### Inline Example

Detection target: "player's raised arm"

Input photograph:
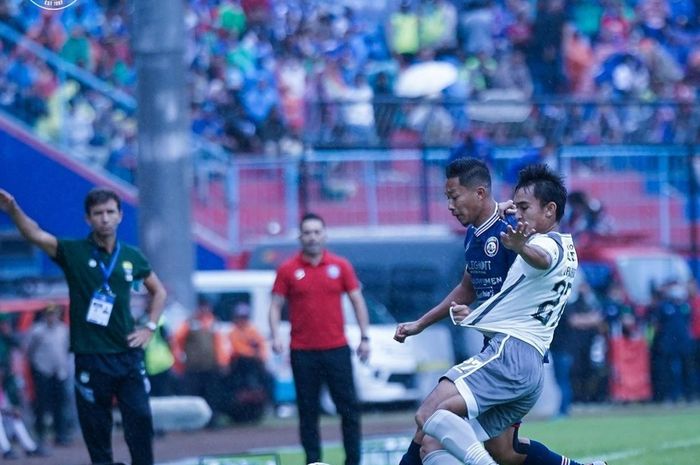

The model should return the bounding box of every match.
[0,189,58,258]
[501,221,552,270]
[394,269,475,343]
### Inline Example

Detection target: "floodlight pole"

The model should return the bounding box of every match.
[132,0,195,311]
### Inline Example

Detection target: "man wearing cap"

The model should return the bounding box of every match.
[227,302,272,422]
[229,302,267,364]
[0,187,166,465]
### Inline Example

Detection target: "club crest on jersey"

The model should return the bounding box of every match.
[294,269,305,280]
[484,236,499,257]
[327,264,340,279]
[122,261,134,282]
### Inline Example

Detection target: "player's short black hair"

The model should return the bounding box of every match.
[84,188,122,214]
[300,212,325,229]
[514,164,567,221]
[445,158,491,190]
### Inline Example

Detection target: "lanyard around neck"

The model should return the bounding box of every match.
[93,241,121,293]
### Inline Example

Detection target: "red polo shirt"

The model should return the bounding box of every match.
[272,251,360,350]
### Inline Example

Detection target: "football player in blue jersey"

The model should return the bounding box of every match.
[394,159,605,465]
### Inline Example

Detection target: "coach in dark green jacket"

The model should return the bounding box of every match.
[0,187,166,465]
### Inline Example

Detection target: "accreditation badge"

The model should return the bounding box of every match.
[86,289,115,326]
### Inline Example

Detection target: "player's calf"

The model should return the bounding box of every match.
[423,450,462,465]
[484,428,524,465]
[423,409,496,465]
[398,439,422,465]
[519,440,606,465]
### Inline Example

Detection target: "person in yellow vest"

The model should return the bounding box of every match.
[144,315,175,397]
[418,0,458,55]
[387,0,420,62]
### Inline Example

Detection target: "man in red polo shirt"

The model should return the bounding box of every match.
[269,212,370,465]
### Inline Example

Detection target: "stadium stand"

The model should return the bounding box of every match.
[0,0,698,253]
[0,0,698,163]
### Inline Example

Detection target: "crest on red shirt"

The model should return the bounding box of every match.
[294,269,305,280]
[327,265,340,279]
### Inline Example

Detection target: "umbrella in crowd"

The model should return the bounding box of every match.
[394,61,458,98]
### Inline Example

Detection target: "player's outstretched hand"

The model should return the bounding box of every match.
[393,321,421,343]
[501,221,532,252]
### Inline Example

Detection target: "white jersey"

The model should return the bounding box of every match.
[459,232,578,355]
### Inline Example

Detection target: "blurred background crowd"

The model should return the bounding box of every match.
[0,0,700,458]
[1,0,699,182]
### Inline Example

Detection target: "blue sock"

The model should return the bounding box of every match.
[399,440,422,465]
[521,440,583,465]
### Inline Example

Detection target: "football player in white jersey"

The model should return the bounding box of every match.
[411,164,594,465]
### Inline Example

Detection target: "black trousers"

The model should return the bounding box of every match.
[290,345,360,465]
[31,367,70,443]
[74,351,153,465]
[182,369,225,414]
[147,369,173,397]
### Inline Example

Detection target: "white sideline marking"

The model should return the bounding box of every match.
[157,435,700,465]
[578,437,700,463]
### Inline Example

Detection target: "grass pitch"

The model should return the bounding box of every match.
[278,403,700,465]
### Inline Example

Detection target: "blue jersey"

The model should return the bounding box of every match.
[464,205,518,306]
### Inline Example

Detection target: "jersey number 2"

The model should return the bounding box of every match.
[531,280,571,326]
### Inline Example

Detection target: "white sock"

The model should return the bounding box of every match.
[424,449,464,465]
[463,442,496,465]
[423,409,496,465]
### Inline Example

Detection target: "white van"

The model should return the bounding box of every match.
[189,270,453,408]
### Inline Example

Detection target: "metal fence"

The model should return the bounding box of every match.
[305,98,700,149]
[189,99,698,258]
[204,142,698,264]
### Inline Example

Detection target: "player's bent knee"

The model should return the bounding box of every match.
[416,396,466,430]
[415,402,435,429]
[417,379,458,424]
[436,395,468,419]
[485,443,522,465]
[423,409,479,450]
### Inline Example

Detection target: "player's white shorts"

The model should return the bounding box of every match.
[443,333,544,439]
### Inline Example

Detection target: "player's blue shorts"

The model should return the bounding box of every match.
[443,333,544,439]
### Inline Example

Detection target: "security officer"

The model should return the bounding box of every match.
[0,187,167,465]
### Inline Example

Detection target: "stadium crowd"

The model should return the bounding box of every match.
[0,0,699,182]
[551,267,700,408]
[0,0,699,445]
